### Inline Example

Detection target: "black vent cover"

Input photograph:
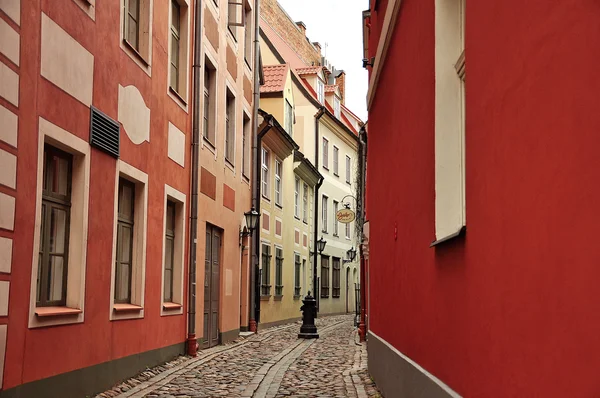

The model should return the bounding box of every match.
[90,106,120,158]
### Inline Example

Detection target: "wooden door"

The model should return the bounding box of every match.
[203,224,221,348]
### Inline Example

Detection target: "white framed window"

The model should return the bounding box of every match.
[345,155,351,184]
[110,160,148,321]
[168,0,190,103]
[262,147,270,199]
[333,146,339,176]
[29,117,91,328]
[120,0,153,73]
[333,200,339,236]
[285,99,293,134]
[302,183,308,223]
[345,221,351,239]
[227,0,244,41]
[275,159,282,206]
[334,96,341,118]
[322,137,329,170]
[203,57,217,146]
[434,0,466,242]
[225,88,235,164]
[244,2,253,67]
[294,176,300,218]
[161,185,186,316]
[322,195,328,233]
[317,78,325,104]
[242,112,251,179]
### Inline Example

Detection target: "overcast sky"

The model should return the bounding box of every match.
[277,0,369,122]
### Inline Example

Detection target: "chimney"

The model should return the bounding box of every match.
[335,71,346,105]
[312,42,322,54]
[296,21,307,35]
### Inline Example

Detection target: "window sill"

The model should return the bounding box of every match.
[430,226,466,247]
[333,234,339,238]
[294,215,301,221]
[169,86,187,105]
[275,203,283,210]
[274,295,283,301]
[332,295,340,299]
[225,159,236,172]
[113,303,144,313]
[346,181,351,185]
[123,39,149,67]
[293,295,302,300]
[334,173,339,177]
[242,173,250,183]
[303,220,308,225]
[162,302,183,310]
[322,230,328,234]
[323,166,329,171]
[262,194,271,202]
[260,295,271,301]
[35,306,82,317]
[320,295,329,299]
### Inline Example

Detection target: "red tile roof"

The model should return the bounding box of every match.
[261,64,289,93]
[325,85,338,93]
[296,66,324,76]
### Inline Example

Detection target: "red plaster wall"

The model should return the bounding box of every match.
[366,1,600,397]
[4,0,192,388]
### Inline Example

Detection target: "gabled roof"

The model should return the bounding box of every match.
[296,66,325,76]
[260,17,307,69]
[261,64,289,94]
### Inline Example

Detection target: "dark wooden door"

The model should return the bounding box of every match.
[203,224,221,348]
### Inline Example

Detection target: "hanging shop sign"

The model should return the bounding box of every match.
[336,208,356,224]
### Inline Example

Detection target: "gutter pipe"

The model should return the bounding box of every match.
[313,107,326,307]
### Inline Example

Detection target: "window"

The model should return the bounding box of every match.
[122,0,152,65]
[37,145,72,307]
[322,195,328,233]
[275,247,283,296]
[434,0,466,241]
[203,58,216,145]
[345,220,351,239]
[317,78,325,104]
[333,146,339,176]
[345,155,351,184]
[261,244,271,296]
[320,255,329,298]
[294,253,301,297]
[242,113,250,178]
[115,178,135,304]
[169,1,180,91]
[162,185,186,315]
[334,96,341,118]
[168,0,189,101]
[228,0,244,41]
[285,99,293,134]
[225,89,235,164]
[275,159,282,206]
[322,137,329,169]
[333,201,339,236]
[262,148,270,199]
[332,257,341,298]
[302,183,308,223]
[163,201,176,303]
[294,177,300,218]
[244,3,252,66]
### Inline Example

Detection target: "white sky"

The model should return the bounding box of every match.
[277,0,369,122]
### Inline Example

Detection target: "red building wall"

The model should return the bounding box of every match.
[3,0,191,390]
[367,1,600,396]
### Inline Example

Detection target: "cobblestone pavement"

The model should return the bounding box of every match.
[98,314,381,398]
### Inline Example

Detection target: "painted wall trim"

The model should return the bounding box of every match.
[368,330,462,398]
[366,0,402,110]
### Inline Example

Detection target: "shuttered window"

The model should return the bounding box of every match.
[261,244,271,296]
[332,257,341,298]
[275,248,283,296]
[115,178,135,303]
[164,201,176,302]
[320,256,330,298]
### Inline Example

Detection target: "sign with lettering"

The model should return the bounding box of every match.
[336,208,356,224]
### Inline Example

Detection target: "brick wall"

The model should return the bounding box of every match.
[261,0,322,67]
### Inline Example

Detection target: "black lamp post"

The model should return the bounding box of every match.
[244,207,260,235]
[299,237,326,339]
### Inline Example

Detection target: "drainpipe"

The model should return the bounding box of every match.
[249,115,274,332]
[357,125,367,342]
[187,0,203,357]
[313,107,326,308]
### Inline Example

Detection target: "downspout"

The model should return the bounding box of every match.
[187,0,203,357]
[358,125,368,342]
[249,116,274,332]
[248,0,264,333]
[313,107,326,309]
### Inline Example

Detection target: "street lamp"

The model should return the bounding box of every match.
[344,247,357,264]
[299,237,327,339]
[243,207,260,236]
[317,237,327,254]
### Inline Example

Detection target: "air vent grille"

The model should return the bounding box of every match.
[90,106,120,158]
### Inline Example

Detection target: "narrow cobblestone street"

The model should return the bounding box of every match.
[98,315,381,398]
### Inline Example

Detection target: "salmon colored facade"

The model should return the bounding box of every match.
[0,0,193,396]
[365,0,600,397]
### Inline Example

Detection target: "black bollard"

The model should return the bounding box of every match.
[298,291,319,339]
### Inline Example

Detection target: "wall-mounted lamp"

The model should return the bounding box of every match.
[343,247,357,264]
[362,57,375,68]
[240,207,260,244]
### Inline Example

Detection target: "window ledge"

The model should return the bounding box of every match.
[163,302,183,310]
[260,295,271,301]
[242,173,250,183]
[294,215,300,221]
[262,194,271,201]
[169,86,187,105]
[225,158,235,170]
[293,295,302,300]
[274,295,283,301]
[430,226,466,247]
[35,306,82,317]
[333,234,339,237]
[123,40,149,66]
[275,203,283,209]
[334,173,339,177]
[113,303,144,312]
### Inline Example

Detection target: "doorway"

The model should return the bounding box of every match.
[203,224,222,348]
[346,267,351,313]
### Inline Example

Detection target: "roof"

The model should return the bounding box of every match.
[260,18,307,69]
[261,64,289,93]
[296,66,324,76]
[325,85,337,93]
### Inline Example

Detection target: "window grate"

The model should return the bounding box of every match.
[90,106,120,158]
